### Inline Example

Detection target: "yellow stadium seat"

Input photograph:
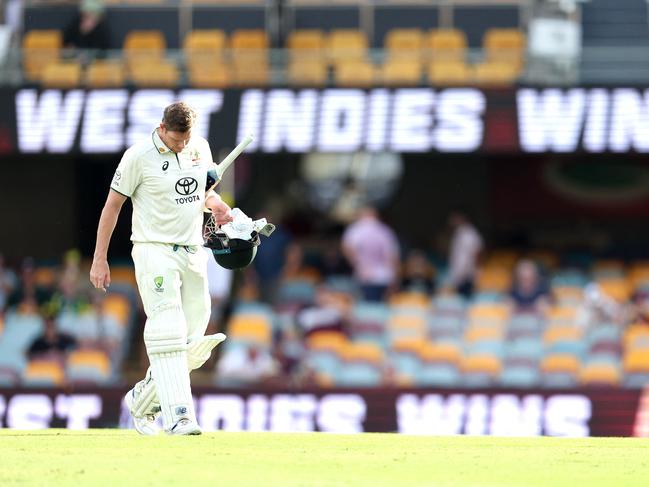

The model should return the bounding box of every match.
[287,59,328,86]
[67,349,111,374]
[307,331,348,353]
[476,267,512,292]
[86,60,125,88]
[579,363,620,386]
[624,324,649,348]
[462,354,501,374]
[473,61,521,86]
[230,29,268,50]
[232,59,269,86]
[334,60,375,87]
[541,354,580,374]
[130,60,180,88]
[385,28,424,60]
[427,29,467,62]
[428,61,471,86]
[389,292,429,309]
[41,61,82,88]
[597,278,632,302]
[123,30,166,72]
[103,294,130,325]
[380,58,422,86]
[468,303,509,323]
[341,343,384,364]
[188,62,232,88]
[110,266,137,287]
[546,305,578,325]
[391,336,427,353]
[483,28,526,65]
[228,316,272,345]
[543,326,583,344]
[419,342,461,365]
[464,326,504,343]
[287,29,326,60]
[23,29,62,81]
[34,267,57,287]
[552,286,584,304]
[623,349,649,373]
[327,29,368,65]
[24,360,65,386]
[184,29,226,67]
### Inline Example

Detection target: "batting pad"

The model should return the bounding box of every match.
[149,350,196,431]
[132,333,227,418]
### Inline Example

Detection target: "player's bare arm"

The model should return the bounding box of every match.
[90,189,127,291]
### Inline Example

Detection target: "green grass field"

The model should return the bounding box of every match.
[0,430,648,486]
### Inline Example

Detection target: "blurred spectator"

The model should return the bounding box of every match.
[447,211,483,298]
[216,344,279,386]
[341,206,400,301]
[63,0,109,55]
[49,249,88,313]
[7,258,54,308]
[576,282,625,328]
[509,259,549,313]
[273,326,305,378]
[296,285,351,337]
[317,242,351,278]
[401,249,436,295]
[253,222,292,304]
[0,253,17,311]
[27,312,77,363]
[66,292,121,356]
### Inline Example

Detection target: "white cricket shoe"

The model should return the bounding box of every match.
[124,386,160,436]
[168,418,202,436]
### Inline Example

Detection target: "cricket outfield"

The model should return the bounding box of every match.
[0,430,648,486]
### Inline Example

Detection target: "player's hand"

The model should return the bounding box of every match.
[90,258,111,292]
[210,199,233,226]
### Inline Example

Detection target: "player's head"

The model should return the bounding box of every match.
[159,101,196,153]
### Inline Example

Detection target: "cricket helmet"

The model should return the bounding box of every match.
[205,231,260,270]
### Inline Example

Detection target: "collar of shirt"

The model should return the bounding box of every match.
[152,128,172,154]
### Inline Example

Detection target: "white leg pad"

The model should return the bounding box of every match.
[133,333,227,418]
[149,350,195,431]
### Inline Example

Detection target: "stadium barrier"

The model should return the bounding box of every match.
[0,387,645,437]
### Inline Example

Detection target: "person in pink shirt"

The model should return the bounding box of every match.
[341,207,400,302]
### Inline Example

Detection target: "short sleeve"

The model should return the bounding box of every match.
[110,148,141,197]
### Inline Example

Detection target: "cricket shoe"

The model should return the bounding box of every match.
[168,418,202,436]
[124,384,161,436]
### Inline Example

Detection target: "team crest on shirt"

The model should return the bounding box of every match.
[191,149,201,165]
[154,276,164,292]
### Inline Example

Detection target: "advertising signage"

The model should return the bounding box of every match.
[3,87,649,155]
[0,387,644,437]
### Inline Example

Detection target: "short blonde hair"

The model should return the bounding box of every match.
[162,101,196,132]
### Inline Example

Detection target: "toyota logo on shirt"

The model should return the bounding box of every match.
[175,177,198,195]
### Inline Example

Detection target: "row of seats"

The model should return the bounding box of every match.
[22,27,525,88]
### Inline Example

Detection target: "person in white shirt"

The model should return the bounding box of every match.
[447,211,483,298]
[342,206,400,301]
[90,102,232,435]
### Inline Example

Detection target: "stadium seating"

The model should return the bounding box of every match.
[85,61,126,88]
[40,61,82,88]
[123,30,167,74]
[22,29,62,81]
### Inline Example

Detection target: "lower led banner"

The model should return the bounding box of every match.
[0,387,645,437]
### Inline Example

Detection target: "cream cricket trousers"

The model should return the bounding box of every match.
[132,242,211,343]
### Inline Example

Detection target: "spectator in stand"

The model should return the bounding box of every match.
[341,206,400,302]
[509,259,549,314]
[0,253,17,311]
[296,285,351,338]
[447,211,483,298]
[216,344,279,386]
[253,220,292,304]
[7,257,54,308]
[401,249,436,295]
[27,311,77,364]
[63,0,110,57]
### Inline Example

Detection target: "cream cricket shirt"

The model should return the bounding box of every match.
[110,129,213,246]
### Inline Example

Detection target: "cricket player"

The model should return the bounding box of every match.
[89,101,232,435]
